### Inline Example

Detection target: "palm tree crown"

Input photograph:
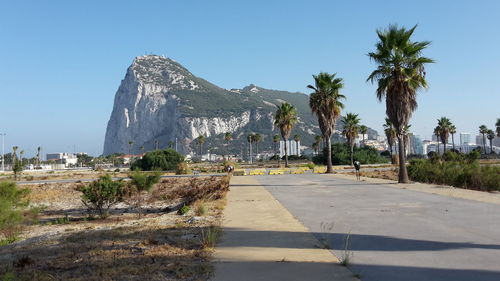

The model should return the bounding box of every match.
[367,24,434,183]
[308,72,346,173]
[487,129,495,154]
[274,102,298,167]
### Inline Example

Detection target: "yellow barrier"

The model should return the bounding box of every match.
[269,169,285,175]
[291,169,304,174]
[313,167,327,173]
[233,169,247,176]
[249,169,266,175]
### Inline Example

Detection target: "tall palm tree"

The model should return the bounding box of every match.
[367,24,434,183]
[383,118,396,159]
[449,124,457,151]
[359,125,368,147]
[274,103,298,168]
[496,118,500,137]
[247,134,254,164]
[224,132,232,160]
[487,129,495,154]
[308,72,346,173]
[342,113,360,166]
[197,135,205,157]
[273,134,280,162]
[128,141,134,156]
[479,125,488,154]
[437,117,452,153]
[293,134,301,156]
[434,126,441,155]
[254,133,262,158]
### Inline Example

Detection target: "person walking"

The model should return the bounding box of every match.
[354,160,361,180]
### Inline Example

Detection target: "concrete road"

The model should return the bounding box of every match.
[253,174,500,281]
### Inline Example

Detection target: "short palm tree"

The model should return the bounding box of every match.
[308,72,345,173]
[342,113,360,166]
[140,146,145,155]
[293,134,301,156]
[437,117,452,153]
[197,135,205,156]
[274,103,298,168]
[383,118,396,159]
[247,134,254,164]
[367,24,434,183]
[449,124,457,151]
[20,150,24,164]
[359,125,368,147]
[314,135,323,155]
[12,146,18,164]
[168,141,175,149]
[155,140,159,150]
[434,126,441,154]
[487,129,495,154]
[254,133,262,158]
[37,146,41,167]
[479,125,488,154]
[224,132,232,160]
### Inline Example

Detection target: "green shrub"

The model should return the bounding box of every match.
[175,162,192,175]
[313,143,389,165]
[178,205,190,215]
[195,203,208,216]
[128,171,161,217]
[78,174,124,218]
[131,149,184,171]
[0,182,30,242]
[408,158,500,191]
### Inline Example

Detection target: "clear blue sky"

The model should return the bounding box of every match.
[1,0,499,156]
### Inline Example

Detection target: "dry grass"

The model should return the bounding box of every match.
[0,176,229,281]
[347,169,399,181]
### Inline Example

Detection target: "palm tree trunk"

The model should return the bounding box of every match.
[490,140,493,154]
[326,136,333,173]
[452,134,455,151]
[482,134,486,154]
[249,142,253,164]
[350,140,354,167]
[284,140,288,168]
[397,135,409,183]
[443,140,447,153]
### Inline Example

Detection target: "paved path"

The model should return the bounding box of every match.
[257,174,500,281]
[212,176,357,281]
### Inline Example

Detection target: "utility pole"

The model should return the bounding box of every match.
[1,133,5,172]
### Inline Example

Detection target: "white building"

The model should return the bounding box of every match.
[279,140,300,158]
[46,153,78,167]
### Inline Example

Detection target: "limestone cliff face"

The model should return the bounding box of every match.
[103,55,282,155]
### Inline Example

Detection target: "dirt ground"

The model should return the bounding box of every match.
[346,168,399,181]
[0,176,229,281]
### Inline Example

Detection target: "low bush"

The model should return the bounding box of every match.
[132,149,184,171]
[408,155,500,191]
[78,174,125,218]
[0,182,30,242]
[175,162,192,175]
[178,205,190,215]
[128,171,161,217]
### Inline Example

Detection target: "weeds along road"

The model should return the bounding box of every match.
[254,174,500,281]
